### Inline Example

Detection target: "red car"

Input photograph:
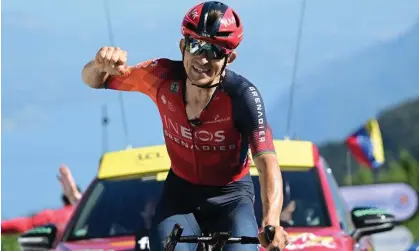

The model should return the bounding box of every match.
[18,140,394,251]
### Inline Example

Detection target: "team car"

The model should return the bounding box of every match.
[18,140,395,251]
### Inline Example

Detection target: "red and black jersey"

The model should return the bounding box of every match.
[105,58,275,186]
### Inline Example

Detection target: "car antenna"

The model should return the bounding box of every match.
[285,0,307,138]
[101,105,109,153]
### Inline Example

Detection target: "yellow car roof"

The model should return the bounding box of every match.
[98,140,316,179]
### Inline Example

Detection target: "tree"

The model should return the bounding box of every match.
[344,167,373,186]
[398,150,419,191]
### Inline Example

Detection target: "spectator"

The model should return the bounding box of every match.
[280,201,296,226]
[57,164,82,205]
[1,165,82,234]
[140,198,158,230]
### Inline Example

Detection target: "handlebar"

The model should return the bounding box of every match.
[174,235,259,244]
[164,224,280,251]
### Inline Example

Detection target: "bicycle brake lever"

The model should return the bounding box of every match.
[211,232,231,251]
[263,225,280,251]
[165,224,184,251]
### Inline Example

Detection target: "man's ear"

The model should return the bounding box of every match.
[227,51,237,65]
[179,38,185,53]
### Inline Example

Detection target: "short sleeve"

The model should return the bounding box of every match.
[104,58,171,103]
[236,85,276,157]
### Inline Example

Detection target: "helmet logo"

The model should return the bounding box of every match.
[189,8,199,20]
[220,17,235,27]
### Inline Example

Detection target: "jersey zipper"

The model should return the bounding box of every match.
[191,125,200,183]
[182,83,220,184]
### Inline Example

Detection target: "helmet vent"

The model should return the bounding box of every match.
[232,11,240,27]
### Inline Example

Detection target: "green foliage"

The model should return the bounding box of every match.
[399,150,419,191]
[1,235,19,251]
[404,211,419,245]
[344,167,373,186]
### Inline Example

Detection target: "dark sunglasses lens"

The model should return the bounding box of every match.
[186,37,226,59]
[186,38,200,55]
[205,48,223,60]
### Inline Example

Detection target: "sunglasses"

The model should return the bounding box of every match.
[184,36,228,60]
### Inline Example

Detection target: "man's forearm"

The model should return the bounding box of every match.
[255,154,283,227]
[69,192,82,205]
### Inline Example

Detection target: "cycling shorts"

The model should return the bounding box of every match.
[149,170,259,251]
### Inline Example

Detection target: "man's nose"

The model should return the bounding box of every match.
[196,53,209,64]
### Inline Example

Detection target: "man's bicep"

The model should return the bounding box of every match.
[239,85,276,157]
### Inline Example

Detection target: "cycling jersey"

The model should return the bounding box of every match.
[105,58,275,186]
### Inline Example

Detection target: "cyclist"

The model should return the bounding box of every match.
[81,1,288,250]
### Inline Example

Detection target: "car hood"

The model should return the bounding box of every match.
[57,236,136,251]
[259,227,350,251]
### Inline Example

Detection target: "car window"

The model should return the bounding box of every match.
[253,168,331,227]
[67,176,164,241]
[320,158,355,233]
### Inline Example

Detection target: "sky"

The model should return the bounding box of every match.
[2,0,419,219]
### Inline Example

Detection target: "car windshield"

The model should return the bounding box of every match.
[67,168,330,240]
[67,176,164,241]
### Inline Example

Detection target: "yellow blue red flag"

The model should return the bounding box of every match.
[345,119,385,169]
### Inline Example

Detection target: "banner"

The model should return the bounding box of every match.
[340,183,418,221]
[371,226,413,251]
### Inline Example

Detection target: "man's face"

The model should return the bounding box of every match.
[180,37,236,86]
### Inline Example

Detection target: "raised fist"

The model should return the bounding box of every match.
[94,46,128,76]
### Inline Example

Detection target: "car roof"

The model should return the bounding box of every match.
[97,139,319,179]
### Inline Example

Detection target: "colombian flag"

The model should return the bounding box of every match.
[345,119,385,169]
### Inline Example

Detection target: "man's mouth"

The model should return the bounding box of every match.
[192,65,211,73]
